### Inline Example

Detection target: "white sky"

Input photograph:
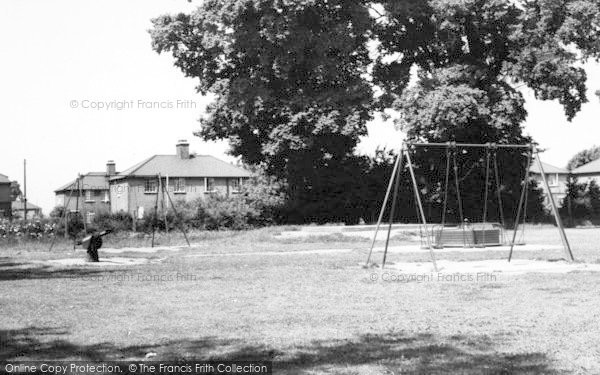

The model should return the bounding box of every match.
[1,0,599,214]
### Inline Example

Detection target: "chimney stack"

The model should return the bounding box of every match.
[176,140,190,159]
[106,160,116,175]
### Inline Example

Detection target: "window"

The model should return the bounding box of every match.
[547,173,558,187]
[173,178,186,193]
[85,190,93,202]
[205,177,215,193]
[94,190,101,196]
[230,178,241,193]
[144,179,157,193]
[86,211,95,224]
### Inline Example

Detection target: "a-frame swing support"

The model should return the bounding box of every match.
[151,173,191,248]
[49,174,84,251]
[366,142,574,270]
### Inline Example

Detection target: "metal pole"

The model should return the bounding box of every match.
[23,159,27,220]
[481,147,491,247]
[508,149,532,262]
[382,148,404,268]
[159,174,168,233]
[493,151,506,228]
[79,174,87,235]
[63,181,75,239]
[493,150,508,244]
[534,148,574,261]
[164,185,191,247]
[73,175,81,250]
[365,149,403,266]
[165,174,170,233]
[151,175,159,248]
[49,181,75,251]
[436,148,451,247]
[408,142,533,149]
[405,149,439,272]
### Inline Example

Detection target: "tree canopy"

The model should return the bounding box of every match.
[151,0,373,172]
[10,181,22,202]
[370,0,600,221]
[150,0,600,223]
[566,145,600,170]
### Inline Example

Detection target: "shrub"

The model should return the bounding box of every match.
[560,175,590,226]
[196,194,259,230]
[49,206,65,219]
[587,180,600,220]
[523,179,552,224]
[0,218,56,239]
[240,170,286,226]
[93,210,133,232]
[559,176,600,226]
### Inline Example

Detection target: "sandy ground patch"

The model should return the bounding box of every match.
[187,248,353,257]
[101,244,190,253]
[276,229,411,239]
[44,256,164,267]
[371,243,563,253]
[381,258,600,275]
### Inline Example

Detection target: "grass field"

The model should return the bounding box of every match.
[1,226,600,374]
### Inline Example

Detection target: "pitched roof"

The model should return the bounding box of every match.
[529,161,568,174]
[110,154,252,180]
[0,173,10,184]
[55,172,109,192]
[572,158,600,174]
[12,200,41,211]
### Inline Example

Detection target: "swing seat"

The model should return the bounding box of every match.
[426,223,504,248]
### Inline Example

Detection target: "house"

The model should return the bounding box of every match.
[572,158,600,185]
[109,140,251,218]
[12,200,42,219]
[0,173,11,218]
[529,157,600,208]
[529,161,569,206]
[54,161,115,223]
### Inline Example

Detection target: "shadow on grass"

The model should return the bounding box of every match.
[0,259,124,281]
[0,327,559,374]
[0,327,217,362]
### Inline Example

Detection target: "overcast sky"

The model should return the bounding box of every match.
[1,0,599,214]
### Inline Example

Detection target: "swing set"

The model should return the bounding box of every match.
[365,142,574,272]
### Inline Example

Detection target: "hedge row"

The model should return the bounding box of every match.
[0,219,56,239]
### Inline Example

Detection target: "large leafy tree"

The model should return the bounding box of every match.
[371,0,600,222]
[150,0,374,222]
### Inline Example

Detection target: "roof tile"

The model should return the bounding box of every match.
[111,155,251,180]
[12,201,41,210]
[55,173,109,192]
[572,158,600,174]
[529,161,568,174]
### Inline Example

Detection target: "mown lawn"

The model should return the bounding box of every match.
[1,226,599,374]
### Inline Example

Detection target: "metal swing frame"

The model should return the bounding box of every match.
[49,173,88,251]
[420,143,511,249]
[365,141,574,271]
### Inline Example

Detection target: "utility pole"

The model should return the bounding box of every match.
[23,159,27,220]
